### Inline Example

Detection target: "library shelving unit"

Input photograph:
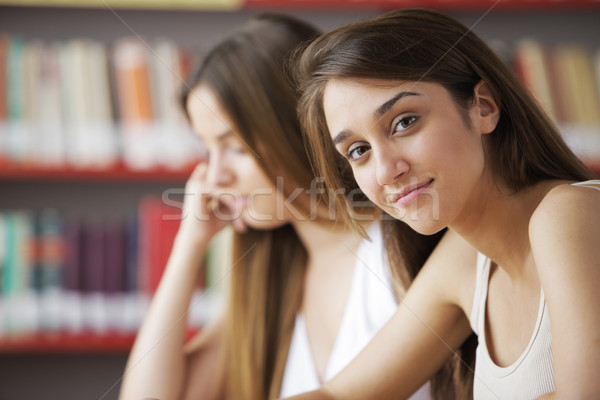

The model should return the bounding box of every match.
[0,163,194,349]
[0,1,598,399]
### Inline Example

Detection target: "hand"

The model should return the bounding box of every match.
[179,162,246,242]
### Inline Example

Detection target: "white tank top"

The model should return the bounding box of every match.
[470,253,554,400]
[470,180,600,399]
[279,223,431,399]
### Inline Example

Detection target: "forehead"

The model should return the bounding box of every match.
[186,83,236,143]
[323,78,436,103]
[322,78,413,131]
[323,78,448,118]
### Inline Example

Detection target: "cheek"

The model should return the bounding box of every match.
[353,169,382,206]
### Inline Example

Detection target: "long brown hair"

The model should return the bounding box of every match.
[180,12,444,400]
[180,14,321,399]
[293,8,594,399]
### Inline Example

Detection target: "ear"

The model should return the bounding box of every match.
[473,80,500,135]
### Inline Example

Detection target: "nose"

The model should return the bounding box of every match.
[205,150,234,188]
[374,144,409,186]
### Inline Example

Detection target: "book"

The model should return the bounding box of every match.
[137,195,181,295]
[103,221,128,332]
[59,39,117,169]
[150,39,199,170]
[86,40,119,168]
[36,42,67,167]
[33,208,64,332]
[0,34,10,165]
[5,36,31,165]
[113,37,157,170]
[513,38,557,121]
[80,220,107,333]
[122,212,143,333]
[548,45,600,161]
[0,213,6,335]
[62,218,84,333]
[1,211,38,335]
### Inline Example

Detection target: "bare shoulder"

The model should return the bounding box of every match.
[529,181,600,253]
[529,180,600,289]
[532,181,600,219]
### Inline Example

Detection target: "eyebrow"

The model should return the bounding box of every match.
[216,130,233,142]
[374,91,421,119]
[197,129,233,147]
[333,129,353,146]
[332,90,421,146]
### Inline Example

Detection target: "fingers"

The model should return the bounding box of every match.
[232,214,248,234]
[206,197,220,214]
[189,161,208,182]
[184,161,248,233]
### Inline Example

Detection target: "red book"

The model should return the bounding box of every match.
[137,196,181,294]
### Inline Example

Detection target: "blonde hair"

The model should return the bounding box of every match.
[181,14,319,398]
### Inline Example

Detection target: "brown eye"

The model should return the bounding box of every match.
[394,116,417,132]
[348,144,370,161]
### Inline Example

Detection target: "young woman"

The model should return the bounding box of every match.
[118,14,446,400]
[284,8,600,400]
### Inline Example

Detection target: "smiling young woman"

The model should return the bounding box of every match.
[284,8,600,400]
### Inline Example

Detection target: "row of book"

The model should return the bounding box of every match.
[0,34,598,168]
[0,34,203,171]
[0,197,231,337]
[512,39,600,161]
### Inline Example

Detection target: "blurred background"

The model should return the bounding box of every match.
[0,1,599,399]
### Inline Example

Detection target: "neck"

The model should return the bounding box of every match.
[291,217,366,268]
[452,178,559,281]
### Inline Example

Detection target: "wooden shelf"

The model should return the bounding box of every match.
[0,162,195,182]
[0,329,201,354]
[0,332,136,354]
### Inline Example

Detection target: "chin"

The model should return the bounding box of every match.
[244,216,287,231]
[402,210,446,236]
[414,223,446,236]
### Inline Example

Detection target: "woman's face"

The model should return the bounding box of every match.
[186,83,290,232]
[322,79,491,235]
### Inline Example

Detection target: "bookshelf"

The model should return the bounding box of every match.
[0,163,195,182]
[0,2,598,400]
[0,0,598,356]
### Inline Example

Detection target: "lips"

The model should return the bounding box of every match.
[209,193,248,217]
[391,179,433,207]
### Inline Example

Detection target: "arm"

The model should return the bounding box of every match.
[180,312,228,400]
[119,164,229,400]
[530,184,600,399]
[282,229,477,400]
